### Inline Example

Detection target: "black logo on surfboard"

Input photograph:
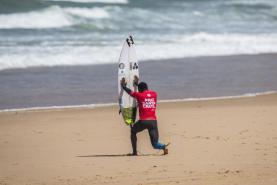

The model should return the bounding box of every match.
[119,63,125,69]
[133,62,138,70]
[129,62,138,70]
[126,36,135,47]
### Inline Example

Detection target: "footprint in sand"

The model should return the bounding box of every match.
[33,130,43,134]
[218,169,240,175]
[192,136,210,140]
[239,129,249,135]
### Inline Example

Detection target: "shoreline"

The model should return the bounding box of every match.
[0,91,276,113]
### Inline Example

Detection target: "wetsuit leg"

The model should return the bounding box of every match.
[131,121,147,154]
[147,120,166,150]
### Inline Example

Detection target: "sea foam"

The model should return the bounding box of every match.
[1,33,277,71]
[45,0,128,4]
[64,7,110,19]
[0,6,110,29]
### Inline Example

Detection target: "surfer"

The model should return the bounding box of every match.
[121,76,169,156]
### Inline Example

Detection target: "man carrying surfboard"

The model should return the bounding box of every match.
[121,76,169,156]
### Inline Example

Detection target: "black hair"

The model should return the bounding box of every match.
[138,82,148,92]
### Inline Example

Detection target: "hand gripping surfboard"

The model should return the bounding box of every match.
[118,36,139,125]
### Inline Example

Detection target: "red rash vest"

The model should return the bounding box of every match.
[131,90,157,120]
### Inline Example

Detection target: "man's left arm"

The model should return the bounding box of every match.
[120,76,139,96]
[121,78,132,95]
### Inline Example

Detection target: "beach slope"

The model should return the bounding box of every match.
[0,93,277,185]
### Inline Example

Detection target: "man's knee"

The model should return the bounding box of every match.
[152,142,165,150]
[151,141,157,149]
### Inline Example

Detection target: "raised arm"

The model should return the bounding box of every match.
[121,78,132,95]
[121,76,139,95]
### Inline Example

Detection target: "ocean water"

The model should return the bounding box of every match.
[1,0,277,70]
[1,0,277,110]
[0,54,277,110]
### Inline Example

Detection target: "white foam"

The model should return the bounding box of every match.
[0,45,121,70]
[45,0,128,4]
[0,6,110,29]
[64,7,110,19]
[0,6,74,29]
[1,33,277,71]
[224,0,277,7]
[0,103,117,113]
[0,91,276,113]
[136,33,277,60]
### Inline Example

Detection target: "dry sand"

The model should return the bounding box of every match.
[0,93,277,185]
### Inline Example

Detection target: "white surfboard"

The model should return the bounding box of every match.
[118,36,139,125]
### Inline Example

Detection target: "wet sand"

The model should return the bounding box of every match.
[1,53,277,110]
[0,93,277,185]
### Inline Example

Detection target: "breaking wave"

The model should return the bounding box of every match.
[0,6,110,29]
[1,33,277,71]
[45,0,128,4]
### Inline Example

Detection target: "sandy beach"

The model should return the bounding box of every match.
[1,0,277,184]
[0,93,276,185]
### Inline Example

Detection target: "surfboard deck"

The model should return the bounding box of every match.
[118,36,139,125]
